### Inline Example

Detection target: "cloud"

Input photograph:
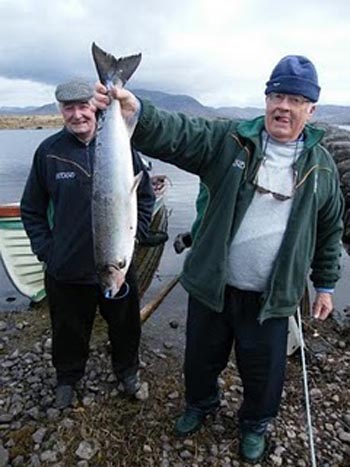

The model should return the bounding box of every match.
[0,0,350,107]
[0,77,55,107]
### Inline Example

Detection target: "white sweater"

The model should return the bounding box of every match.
[226,131,304,292]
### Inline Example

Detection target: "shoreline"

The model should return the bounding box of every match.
[0,115,62,130]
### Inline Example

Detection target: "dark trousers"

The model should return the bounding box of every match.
[185,286,288,432]
[45,265,141,385]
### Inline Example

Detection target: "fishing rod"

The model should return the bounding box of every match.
[296,305,317,467]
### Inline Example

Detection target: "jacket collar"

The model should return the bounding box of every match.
[62,126,96,146]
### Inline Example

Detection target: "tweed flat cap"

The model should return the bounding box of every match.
[55,78,94,103]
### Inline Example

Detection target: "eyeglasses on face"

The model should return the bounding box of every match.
[268,92,311,107]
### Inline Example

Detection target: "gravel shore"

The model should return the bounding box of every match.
[0,301,349,466]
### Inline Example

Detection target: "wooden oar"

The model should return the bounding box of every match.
[140,275,180,323]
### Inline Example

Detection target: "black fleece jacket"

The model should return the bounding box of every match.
[20,128,155,283]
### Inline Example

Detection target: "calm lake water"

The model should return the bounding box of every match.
[0,128,348,337]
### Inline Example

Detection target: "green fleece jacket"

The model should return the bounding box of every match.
[133,101,344,322]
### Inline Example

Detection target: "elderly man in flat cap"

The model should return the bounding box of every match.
[93,55,344,463]
[21,78,155,409]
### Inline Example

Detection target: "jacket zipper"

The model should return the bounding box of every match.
[47,154,91,178]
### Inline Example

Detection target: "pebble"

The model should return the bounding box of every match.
[296,460,307,467]
[212,424,225,434]
[135,381,149,401]
[163,341,173,349]
[46,408,60,421]
[32,427,47,444]
[269,454,283,465]
[139,359,147,369]
[0,413,13,424]
[179,449,192,459]
[82,395,95,407]
[28,454,40,467]
[40,450,58,463]
[168,390,179,400]
[106,373,117,383]
[310,388,322,398]
[218,377,225,388]
[169,320,179,329]
[0,443,9,467]
[77,461,89,467]
[153,350,167,359]
[274,446,286,457]
[338,430,350,443]
[75,440,99,460]
[183,439,193,447]
[162,443,172,452]
[60,417,74,430]
[1,359,16,369]
[210,445,219,456]
[44,338,52,351]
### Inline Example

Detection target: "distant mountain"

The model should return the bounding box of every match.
[132,89,262,119]
[32,103,59,115]
[0,103,58,115]
[132,89,218,117]
[312,105,350,124]
[1,90,349,124]
[0,105,39,115]
[215,106,263,120]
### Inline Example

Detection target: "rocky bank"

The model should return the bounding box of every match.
[0,301,350,467]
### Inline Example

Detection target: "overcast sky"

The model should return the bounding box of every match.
[1,0,350,108]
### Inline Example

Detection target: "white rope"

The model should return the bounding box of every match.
[296,306,317,467]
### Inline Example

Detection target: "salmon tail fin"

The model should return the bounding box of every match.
[131,171,143,194]
[92,42,141,87]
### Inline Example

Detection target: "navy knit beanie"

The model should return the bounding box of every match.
[265,55,321,102]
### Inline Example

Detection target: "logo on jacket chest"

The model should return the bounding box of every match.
[232,159,246,170]
[56,171,76,180]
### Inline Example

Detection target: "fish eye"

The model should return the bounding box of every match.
[117,259,126,269]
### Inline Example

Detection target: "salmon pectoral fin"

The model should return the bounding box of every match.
[131,171,143,194]
[125,113,139,138]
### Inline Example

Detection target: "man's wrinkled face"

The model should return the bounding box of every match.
[265,93,316,142]
[60,101,96,142]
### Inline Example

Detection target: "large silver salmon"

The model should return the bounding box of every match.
[91,42,142,298]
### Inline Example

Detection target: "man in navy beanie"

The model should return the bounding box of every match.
[94,54,344,463]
